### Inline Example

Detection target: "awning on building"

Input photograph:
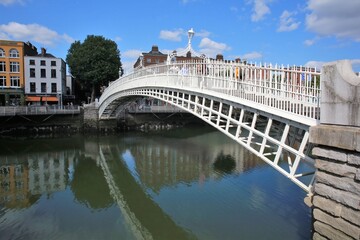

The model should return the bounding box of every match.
[26,96,58,102]
[43,96,58,102]
[26,96,41,101]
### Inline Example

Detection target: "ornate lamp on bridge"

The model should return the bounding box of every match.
[166,28,206,64]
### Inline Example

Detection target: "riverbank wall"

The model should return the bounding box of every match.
[0,105,203,136]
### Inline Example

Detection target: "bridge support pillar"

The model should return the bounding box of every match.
[309,60,360,240]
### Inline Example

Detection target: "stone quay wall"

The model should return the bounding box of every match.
[309,60,360,240]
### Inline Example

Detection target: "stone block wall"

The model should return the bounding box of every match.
[310,125,360,240]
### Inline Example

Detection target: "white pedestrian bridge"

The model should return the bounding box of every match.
[98,59,321,192]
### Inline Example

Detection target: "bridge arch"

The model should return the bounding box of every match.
[98,60,321,192]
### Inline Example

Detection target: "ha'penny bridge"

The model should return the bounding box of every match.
[96,29,359,240]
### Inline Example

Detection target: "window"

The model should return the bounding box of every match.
[40,60,46,66]
[0,76,5,87]
[9,49,19,58]
[51,69,56,78]
[30,68,35,78]
[10,62,20,72]
[29,59,35,65]
[51,61,56,66]
[30,82,36,92]
[51,83,57,93]
[41,69,46,78]
[41,82,46,93]
[0,61,5,72]
[10,76,20,87]
[146,58,151,63]
[0,48,4,57]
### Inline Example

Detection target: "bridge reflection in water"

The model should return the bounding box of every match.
[0,127,312,239]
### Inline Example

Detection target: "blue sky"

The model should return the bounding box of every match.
[1,0,360,74]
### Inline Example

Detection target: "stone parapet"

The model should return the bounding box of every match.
[310,125,360,240]
[320,60,360,127]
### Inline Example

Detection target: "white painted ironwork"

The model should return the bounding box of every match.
[98,59,321,192]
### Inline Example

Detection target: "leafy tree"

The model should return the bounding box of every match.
[66,35,123,103]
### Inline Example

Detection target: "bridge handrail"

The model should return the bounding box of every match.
[99,59,321,123]
[0,105,81,116]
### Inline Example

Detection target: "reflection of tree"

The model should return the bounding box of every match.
[70,156,112,209]
[213,151,236,174]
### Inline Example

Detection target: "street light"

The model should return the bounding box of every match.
[187,28,195,49]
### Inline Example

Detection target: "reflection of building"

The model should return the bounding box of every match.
[0,163,31,208]
[28,152,68,194]
[131,144,211,192]
[128,133,264,193]
[24,48,66,106]
[0,40,38,106]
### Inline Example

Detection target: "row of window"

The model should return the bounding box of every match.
[0,76,20,87]
[0,75,58,92]
[0,48,19,58]
[29,82,57,93]
[1,61,58,78]
[0,61,20,72]
[29,68,57,78]
[29,59,57,66]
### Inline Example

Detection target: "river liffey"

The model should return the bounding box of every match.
[0,126,312,240]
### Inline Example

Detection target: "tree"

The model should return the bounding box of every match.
[66,35,123,103]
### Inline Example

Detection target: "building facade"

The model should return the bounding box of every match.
[133,45,168,69]
[24,48,66,106]
[0,40,38,106]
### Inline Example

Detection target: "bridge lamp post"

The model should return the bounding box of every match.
[188,28,195,49]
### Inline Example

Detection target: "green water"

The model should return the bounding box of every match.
[0,126,312,239]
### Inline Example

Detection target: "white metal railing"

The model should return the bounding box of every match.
[99,59,321,125]
[0,105,81,116]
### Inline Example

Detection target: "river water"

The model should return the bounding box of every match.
[0,126,312,240]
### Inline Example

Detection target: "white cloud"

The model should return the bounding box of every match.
[277,10,300,32]
[122,61,136,75]
[306,0,360,41]
[304,60,325,70]
[0,22,74,46]
[123,49,142,59]
[240,51,262,60]
[304,39,316,46]
[305,59,360,71]
[195,29,210,38]
[159,29,184,42]
[198,37,230,57]
[0,0,25,6]
[250,0,271,22]
[114,36,122,42]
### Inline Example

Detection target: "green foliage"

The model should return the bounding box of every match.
[66,35,123,101]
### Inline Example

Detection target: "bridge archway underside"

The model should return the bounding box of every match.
[100,85,315,192]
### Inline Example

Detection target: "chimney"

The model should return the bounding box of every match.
[41,47,46,56]
[151,45,159,53]
[216,54,224,61]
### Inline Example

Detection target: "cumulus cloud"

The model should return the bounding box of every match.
[195,29,211,38]
[123,49,142,59]
[159,29,184,42]
[304,60,326,70]
[0,0,25,6]
[304,39,316,46]
[0,22,74,46]
[240,51,262,60]
[198,37,230,57]
[306,0,360,41]
[277,10,300,32]
[305,59,360,71]
[250,0,271,22]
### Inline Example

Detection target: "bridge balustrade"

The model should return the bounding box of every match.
[101,59,320,125]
